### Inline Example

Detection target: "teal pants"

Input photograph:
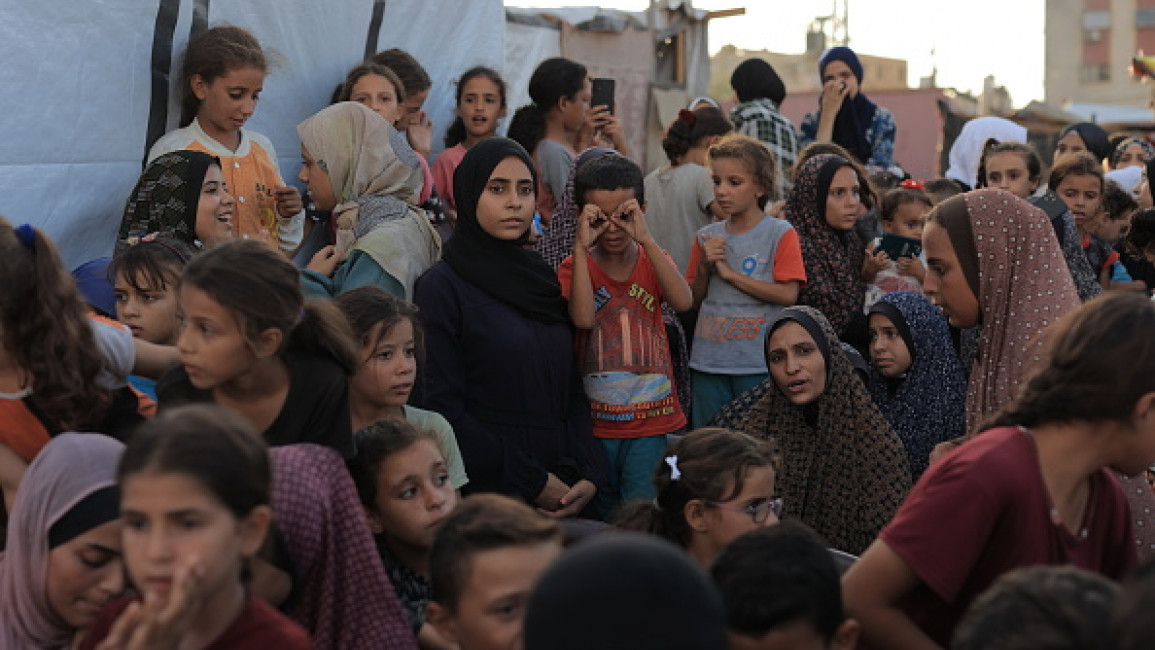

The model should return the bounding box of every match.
[690,370,767,429]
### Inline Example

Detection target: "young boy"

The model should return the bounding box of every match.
[711,522,861,650]
[425,495,563,650]
[557,154,694,515]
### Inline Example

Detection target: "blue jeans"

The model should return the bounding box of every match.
[593,435,671,519]
[690,370,767,428]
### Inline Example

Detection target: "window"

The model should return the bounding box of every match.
[1138,8,1155,28]
[1080,63,1111,82]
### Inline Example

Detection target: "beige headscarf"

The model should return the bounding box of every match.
[297,102,440,296]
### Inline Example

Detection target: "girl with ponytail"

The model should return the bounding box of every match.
[845,292,1153,650]
[157,238,359,457]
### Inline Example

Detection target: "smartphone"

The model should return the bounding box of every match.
[875,233,922,261]
[591,77,615,115]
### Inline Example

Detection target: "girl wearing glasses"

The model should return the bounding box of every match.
[616,428,779,569]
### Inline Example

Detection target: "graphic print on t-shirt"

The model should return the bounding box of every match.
[581,282,677,424]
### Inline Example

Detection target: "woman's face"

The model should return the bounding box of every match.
[824,166,861,230]
[868,313,913,378]
[766,321,827,406]
[1055,131,1088,161]
[350,73,403,126]
[194,164,235,247]
[1117,144,1149,170]
[695,465,777,566]
[822,60,859,98]
[922,222,981,328]
[45,519,125,630]
[475,156,535,241]
[298,146,337,212]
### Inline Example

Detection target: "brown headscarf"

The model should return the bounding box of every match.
[739,306,910,555]
[932,190,1081,431]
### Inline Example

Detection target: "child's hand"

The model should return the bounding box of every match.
[608,199,650,244]
[406,111,433,157]
[896,255,925,281]
[766,199,786,218]
[701,233,728,264]
[596,112,628,154]
[542,479,597,519]
[820,78,850,116]
[307,245,341,276]
[575,204,609,251]
[274,185,303,218]
[95,556,204,650]
[863,247,891,280]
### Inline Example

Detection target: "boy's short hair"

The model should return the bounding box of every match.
[924,178,966,204]
[1102,178,1139,221]
[429,494,562,612]
[710,521,843,641]
[954,565,1118,650]
[573,154,645,210]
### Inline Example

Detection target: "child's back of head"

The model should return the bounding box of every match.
[923,178,965,205]
[711,521,857,650]
[573,153,644,209]
[662,107,733,165]
[953,566,1118,650]
[1115,558,1155,650]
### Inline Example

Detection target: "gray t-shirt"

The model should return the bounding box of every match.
[644,163,715,274]
[536,139,574,206]
[690,217,796,375]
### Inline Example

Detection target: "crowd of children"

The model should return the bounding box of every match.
[6,21,1155,650]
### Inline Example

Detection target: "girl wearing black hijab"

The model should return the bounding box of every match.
[413,137,606,516]
[729,58,799,194]
[800,46,899,173]
[1055,122,1111,165]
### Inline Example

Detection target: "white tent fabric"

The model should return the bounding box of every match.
[0,0,504,268]
[502,20,563,138]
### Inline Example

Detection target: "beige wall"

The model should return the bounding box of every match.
[1045,0,1151,106]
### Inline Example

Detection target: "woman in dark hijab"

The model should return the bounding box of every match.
[800,46,898,172]
[1056,122,1111,165]
[413,137,606,515]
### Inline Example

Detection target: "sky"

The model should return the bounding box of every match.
[503,0,1046,106]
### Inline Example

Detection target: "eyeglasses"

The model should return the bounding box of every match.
[707,498,783,524]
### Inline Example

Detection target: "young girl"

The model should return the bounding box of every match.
[0,434,125,650]
[863,187,931,311]
[370,49,436,206]
[110,238,193,399]
[0,221,144,513]
[80,405,310,649]
[866,292,966,480]
[118,150,236,251]
[157,238,358,457]
[334,286,468,489]
[976,140,1102,301]
[844,292,1152,649]
[1052,154,1118,289]
[348,420,459,649]
[741,306,911,555]
[338,62,406,126]
[687,135,806,427]
[432,66,508,216]
[616,427,779,569]
[298,102,441,300]
[509,57,621,225]
[147,26,304,252]
[786,152,879,348]
[644,106,733,274]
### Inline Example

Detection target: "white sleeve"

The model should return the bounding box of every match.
[89,318,134,390]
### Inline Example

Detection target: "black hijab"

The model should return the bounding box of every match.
[731,58,786,105]
[819,47,878,166]
[1060,122,1111,164]
[443,137,569,324]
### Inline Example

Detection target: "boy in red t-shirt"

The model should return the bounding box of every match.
[559,154,694,515]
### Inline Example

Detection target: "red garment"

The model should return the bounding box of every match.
[80,594,311,650]
[559,247,686,438]
[881,427,1136,646]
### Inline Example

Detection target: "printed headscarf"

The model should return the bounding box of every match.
[1109,137,1155,170]
[0,433,124,650]
[867,292,967,480]
[297,101,441,297]
[817,47,877,165]
[932,190,1081,431]
[786,154,867,339]
[118,150,219,251]
[534,146,615,271]
[739,306,911,555]
[443,137,570,324]
[271,444,417,650]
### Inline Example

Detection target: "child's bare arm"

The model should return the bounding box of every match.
[615,200,693,312]
[567,205,608,329]
[689,235,722,308]
[843,540,944,650]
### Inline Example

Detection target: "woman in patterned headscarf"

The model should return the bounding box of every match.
[299,101,442,299]
[922,189,1081,431]
[866,291,967,481]
[740,305,910,555]
[785,153,875,345]
[117,149,236,251]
